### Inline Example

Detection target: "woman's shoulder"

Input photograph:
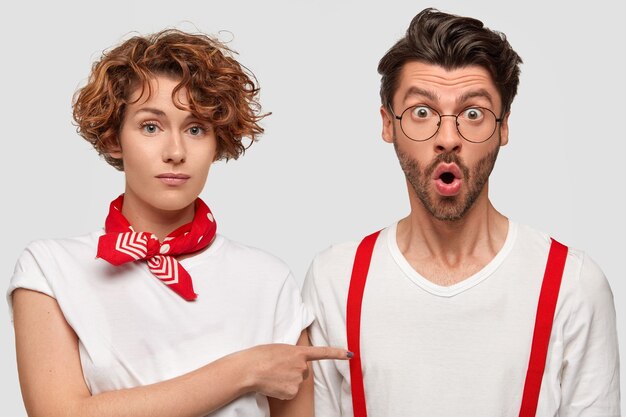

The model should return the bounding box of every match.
[206,234,293,278]
[19,231,102,262]
[9,231,104,313]
[12,231,103,284]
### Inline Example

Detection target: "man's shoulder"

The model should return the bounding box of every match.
[315,240,361,264]
[305,226,394,291]
[512,222,611,300]
[305,238,364,293]
[513,222,590,268]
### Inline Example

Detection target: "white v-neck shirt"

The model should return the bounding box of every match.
[302,221,620,416]
[8,232,313,417]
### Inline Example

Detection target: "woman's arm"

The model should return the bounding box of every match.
[13,289,348,417]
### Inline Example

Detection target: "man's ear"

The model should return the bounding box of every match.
[381,106,395,143]
[499,112,510,146]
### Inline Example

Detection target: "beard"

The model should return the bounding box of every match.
[394,142,499,222]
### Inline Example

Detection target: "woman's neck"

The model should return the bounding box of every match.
[120,194,195,242]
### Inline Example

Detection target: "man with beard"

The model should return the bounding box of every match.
[302,8,620,417]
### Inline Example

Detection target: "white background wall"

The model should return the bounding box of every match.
[1,0,623,414]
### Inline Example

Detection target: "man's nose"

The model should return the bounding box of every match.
[433,115,462,154]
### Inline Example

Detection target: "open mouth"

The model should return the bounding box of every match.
[439,172,456,184]
[432,163,462,182]
[432,163,463,196]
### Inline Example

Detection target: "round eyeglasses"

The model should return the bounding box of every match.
[393,105,502,143]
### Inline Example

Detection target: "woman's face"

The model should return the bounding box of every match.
[110,76,217,217]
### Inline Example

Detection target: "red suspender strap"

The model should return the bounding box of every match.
[519,238,568,417]
[346,231,381,417]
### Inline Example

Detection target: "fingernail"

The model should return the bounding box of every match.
[347,351,354,359]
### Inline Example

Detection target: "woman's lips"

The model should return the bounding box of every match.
[432,163,463,196]
[156,173,190,186]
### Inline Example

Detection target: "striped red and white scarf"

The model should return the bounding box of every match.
[96,195,216,301]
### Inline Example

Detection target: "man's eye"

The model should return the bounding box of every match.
[411,106,433,119]
[463,108,484,120]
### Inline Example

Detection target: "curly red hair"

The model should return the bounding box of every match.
[73,29,266,170]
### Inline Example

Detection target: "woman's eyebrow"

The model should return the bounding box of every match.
[134,107,167,117]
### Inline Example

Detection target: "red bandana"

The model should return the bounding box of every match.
[96,195,216,301]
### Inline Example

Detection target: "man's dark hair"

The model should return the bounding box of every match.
[378,8,522,115]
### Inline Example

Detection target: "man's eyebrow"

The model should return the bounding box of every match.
[457,89,494,106]
[403,86,438,102]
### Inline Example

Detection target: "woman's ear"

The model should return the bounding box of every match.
[106,141,122,159]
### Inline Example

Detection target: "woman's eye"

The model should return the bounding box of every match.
[412,106,433,119]
[188,126,204,136]
[463,108,484,120]
[142,123,159,134]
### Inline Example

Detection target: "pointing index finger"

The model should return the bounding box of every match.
[302,346,353,361]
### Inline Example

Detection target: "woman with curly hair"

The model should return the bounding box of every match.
[8,29,349,417]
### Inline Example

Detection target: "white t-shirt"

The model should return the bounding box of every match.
[8,231,313,417]
[302,221,620,417]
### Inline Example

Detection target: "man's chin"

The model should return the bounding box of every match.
[425,194,471,222]
[429,208,467,222]
[432,212,466,222]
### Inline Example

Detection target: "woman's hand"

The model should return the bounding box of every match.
[241,342,351,400]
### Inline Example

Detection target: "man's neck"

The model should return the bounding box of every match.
[396,190,509,286]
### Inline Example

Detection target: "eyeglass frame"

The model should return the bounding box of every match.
[392,105,503,143]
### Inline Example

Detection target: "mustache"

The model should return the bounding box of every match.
[425,152,470,179]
